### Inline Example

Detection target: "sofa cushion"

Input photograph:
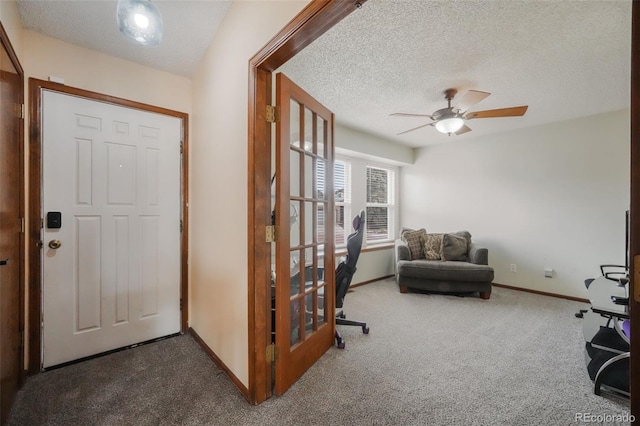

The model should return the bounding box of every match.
[442,233,468,261]
[397,259,494,282]
[401,228,426,260]
[423,233,443,260]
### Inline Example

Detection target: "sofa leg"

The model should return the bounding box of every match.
[399,285,409,294]
[480,291,491,300]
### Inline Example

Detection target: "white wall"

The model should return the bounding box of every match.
[401,110,630,299]
[190,0,309,388]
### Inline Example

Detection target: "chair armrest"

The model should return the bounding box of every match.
[468,243,488,265]
[396,239,411,262]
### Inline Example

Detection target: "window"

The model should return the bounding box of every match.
[319,156,396,248]
[366,166,395,243]
[317,159,351,246]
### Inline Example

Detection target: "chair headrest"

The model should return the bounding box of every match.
[353,214,361,230]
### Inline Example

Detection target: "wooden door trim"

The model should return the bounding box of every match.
[247,0,365,405]
[630,0,639,417]
[28,78,190,374]
[0,19,26,408]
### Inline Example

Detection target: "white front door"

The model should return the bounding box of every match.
[42,90,182,368]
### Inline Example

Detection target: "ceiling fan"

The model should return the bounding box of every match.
[391,88,528,136]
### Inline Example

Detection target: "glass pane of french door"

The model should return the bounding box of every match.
[275,73,335,395]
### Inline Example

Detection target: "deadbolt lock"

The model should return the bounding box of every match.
[48,239,62,250]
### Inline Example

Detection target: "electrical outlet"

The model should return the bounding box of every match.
[544,268,553,278]
[510,264,517,273]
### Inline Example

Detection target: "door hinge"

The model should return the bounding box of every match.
[180,220,183,233]
[266,105,280,123]
[15,103,24,119]
[266,225,279,243]
[19,217,25,233]
[266,344,279,363]
[180,298,183,311]
[180,142,184,154]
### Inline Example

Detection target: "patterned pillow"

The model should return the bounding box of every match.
[441,231,472,261]
[401,228,427,260]
[423,233,444,260]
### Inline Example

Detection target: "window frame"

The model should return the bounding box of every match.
[365,164,396,245]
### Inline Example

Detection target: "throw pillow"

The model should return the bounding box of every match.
[441,232,469,261]
[423,233,444,260]
[401,228,426,260]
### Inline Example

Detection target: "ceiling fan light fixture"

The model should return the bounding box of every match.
[435,116,464,135]
[116,0,163,47]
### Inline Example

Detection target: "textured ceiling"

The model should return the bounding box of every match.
[15,0,231,77]
[279,0,632,147]
[15,0,632,148]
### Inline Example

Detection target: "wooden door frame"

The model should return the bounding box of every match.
[247,0,365,404]
[629,0,639,417]
[27,79,190,374]
[0,19,26,407]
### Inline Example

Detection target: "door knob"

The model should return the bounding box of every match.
[48,240,62,249]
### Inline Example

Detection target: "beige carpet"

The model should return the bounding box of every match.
[8,279,630,425]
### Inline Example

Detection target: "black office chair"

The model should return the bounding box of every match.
[334,210,369,349]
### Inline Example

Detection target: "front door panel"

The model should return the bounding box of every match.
[42,91,182,368]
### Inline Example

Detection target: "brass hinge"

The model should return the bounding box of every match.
[15,103,24,119]
[266,225,278,242]
[266,344,279,363]
[19,217,25,233]
[266,105,280,123]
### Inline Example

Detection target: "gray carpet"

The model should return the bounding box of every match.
[8,279,631,425]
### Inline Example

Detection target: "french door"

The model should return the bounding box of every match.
[274,73,335,394]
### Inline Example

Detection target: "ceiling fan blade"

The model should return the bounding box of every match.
[465,106,528,120]
[455,124,472,135]
[390,112,435,120]
[453,90,491,113]
[396,122,435,135]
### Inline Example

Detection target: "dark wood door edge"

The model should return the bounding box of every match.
[27,78,189,374]
[247,0,365,405]
[629,0,639,418]
[0,20,26,419]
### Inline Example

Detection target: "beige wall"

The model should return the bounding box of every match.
[22,30,191,113]
[401,110,630,299]
[0,0,23,59]
[190,0,309,388]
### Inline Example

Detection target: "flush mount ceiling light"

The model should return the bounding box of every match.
[434,115,464,135]
[116,0,163,47]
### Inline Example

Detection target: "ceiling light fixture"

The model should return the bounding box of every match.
[116,0,163,47]
[434,115,464,135]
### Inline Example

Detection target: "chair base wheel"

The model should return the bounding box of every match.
[338,342,345,349]
[363,326,369,334]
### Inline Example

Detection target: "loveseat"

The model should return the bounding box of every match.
[395,229,494,299]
